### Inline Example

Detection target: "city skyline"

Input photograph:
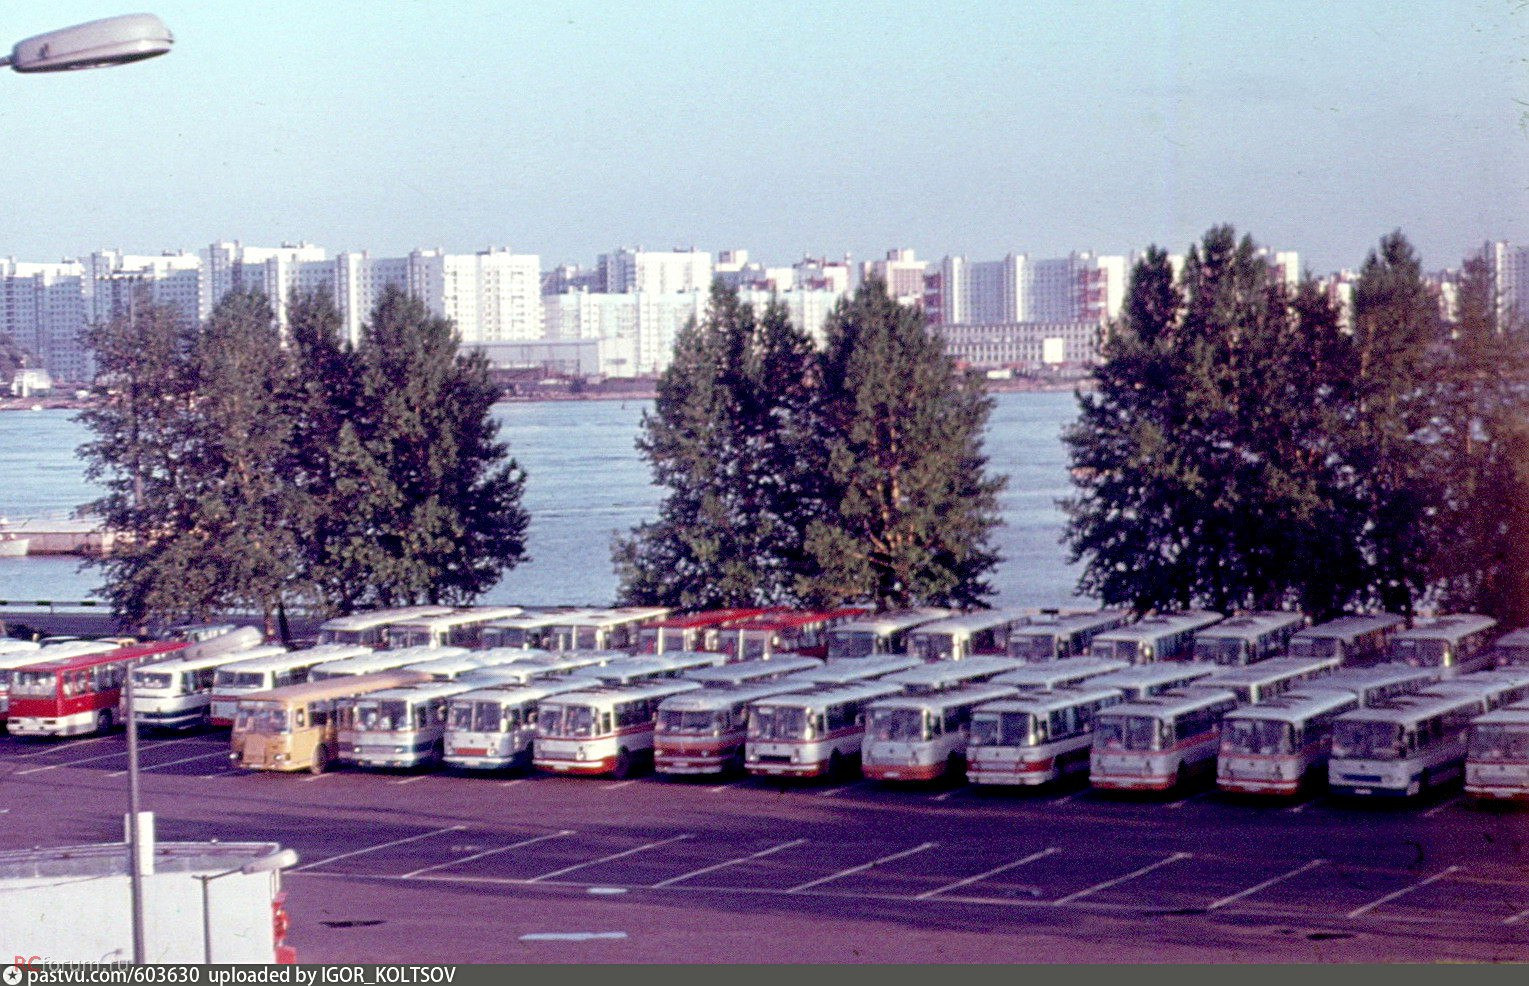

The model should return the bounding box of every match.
[3,1,1524,276]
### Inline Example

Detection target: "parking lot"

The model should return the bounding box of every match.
[2,729,1526,962]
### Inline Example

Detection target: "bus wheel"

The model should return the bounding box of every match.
[310,747,329,776]
[613,748,632,780]
[1175,762,1190,793]
[946,752,965,783]
[95,709,113,734]
[827,750,844,780]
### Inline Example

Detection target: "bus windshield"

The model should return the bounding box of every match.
[10,671,57,697]
[740,635,769,661]
[539,704,596,738]
[1222,719,1294,756]
[1094,640,1139,663]
[216,671,269,689]
[868,708,927,742]
[912,635,955,661]
[659,710,724,735]
[388,629,433,649]
[355,700,410,732]
[970,711,1035,747]
[1469,724,1529,761]
[1194,639,1246,665]
[133,671,176,690]
[1096,715,1163,752]
[1392,640,1448,667]
[749,705,807,740]
[485,628,530,648]
[827,632,878,660]
[1332,721,1405,760]
[1289,638,1336,660]
[1009,634,1058,662]
[237,703,290,734]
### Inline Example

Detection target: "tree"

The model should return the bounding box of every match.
[799,279,1004,608]
[615,283,825,608]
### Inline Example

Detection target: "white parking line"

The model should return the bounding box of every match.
[1165,792,1210,810]
[1504,909,1529,926]
[1205,859,1325,912]
[298,772,336,783]
[1346,865,1461,919]
[389,775,428,786]
[930,790,957,802]
[105,750,229,777]
[916,847,1058,900]
[500,779,525,788]
[1285,802,1310,814]
[707,783,731,793]
[14,739,179,775]
[1052,852,1191,906]
[5,735,113,758]
[786,842,937,894]
[404,830,575,878]
[527,834,694,883]
[814,783,854,797]
[651,838,806,889]
[1053,794,1075,805]
[295,825,466,872]
[602,780,638,791]
[1421,796,1462,818]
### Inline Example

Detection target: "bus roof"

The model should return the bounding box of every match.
[683,655,824,686]
[1470,700,1529,727]
[907,608,1034,637]
[723,608,869,633]
[212,647,315,675]
[449,679,592,706]
[1088,663,1219,689]
[1203,657,1338,687]
[26,640,121,663]
[659,678,822,712]
[548,607,672,629]
[0,644,43,671]
[829,607,953,636]
[1421,670,1529,705]
[1313,663,1439,693]
[16,640,184,675]
[1222,688,1359,722]
[345,679,483,704]
[1102,687,1239,718]
[318,606,455,632]
[1009,609,1131,636]
[1290,613,1404,641]
[1391,614,1499,642]
[1340,690,1491,724]
[310,647,447,678]
[974,685,1123,715]
[542,678,704,705]
[644,608,779,630]
[591,652,725,682]
[136,646,284,675]
[992,657,1128,689]
[869,682,1019,710]
[384,607,525,632]
[1192,611,1307,641]
[481,611,592,631]
[798,655,923,684]
[400,651,490,678]
[237,669,433,705]
[755,680,905,710]
[1092,610,1222,642]
[1493,629,1529,650]
[883,656,1020,692]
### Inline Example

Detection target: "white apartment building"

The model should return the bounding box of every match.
[599,247,713,295]
[938,320,1101,369]
[199,241,327,327]
[1485,240,1529,328]
[936,251,1128,327]
[862,248,928,307]
[0,259,87,383]
[543,290,706,376]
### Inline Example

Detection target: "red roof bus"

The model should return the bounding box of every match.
[636,608,779,655]
[712,608,870,662]
[8,641,187,737]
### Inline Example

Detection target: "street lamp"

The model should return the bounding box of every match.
[194,849,300,964]
[1,14,173,73]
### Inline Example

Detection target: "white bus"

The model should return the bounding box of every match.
[1091,687,1240,792]
[990,657,1129,693]
[682,655,823,688]
[745,681,902,779]
[1089,663,1219,701]
[210,646,350,726]
[443,678,598,771]
[1306,664,1438,708]
[966,685,1125,787]
[585,652,726,686]
[129,629,267,730]
[401,649,532,681]
[479,612,587,651]
[534,678,702,777]
[1216,688,1360,796]
[544,607,672,652]
[825,608,953,661]
[906,608,1032,661]
[1007,609,1132,662]
[637,608,777,654]
[1089,610,1223,664]
[862,682,1019,782]
[654,678,820,777]
[315,607,456,647]
[382,607,525,650]
[1464,701,1529,802]
[1287,614,1404,665]
[1190,612,1308,666]
[0,642,43,723]
[308,646,464,681]
[1387,615,1500,677]
[880,656,1022,694]
[791,655,923,686]
[338,679,483,768]
[1329,674,1529,798]
[1202,656,1339,705]
[1493,629,1529,668]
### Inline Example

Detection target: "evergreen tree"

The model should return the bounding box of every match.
[800,279,1004,608]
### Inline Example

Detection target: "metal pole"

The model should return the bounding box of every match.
[125,668,146,963]
[198,875,213,964]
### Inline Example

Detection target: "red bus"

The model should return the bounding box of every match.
[713,608,869,662]
[8,641,187,737]
[636,608,780,654]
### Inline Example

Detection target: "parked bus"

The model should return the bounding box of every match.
[534,678,702,777]
[880,655,1020,693]
[1386,615,1499,678]
[1202,657,1339,705]
[585,652,726,686]
[1190,612,1308,666]
[464,652,615,684]
[1090,687,1239,792]
[8,641,187,737]
[315,607,455,647]
[790,655,922,686]
[401,649,530,681]
[1464,701,1529,802]
[862,682,1019,782]
[1493,629,1529,668]
[130,637,278,731]
[966,685,1125,787]
[990,657,1129,693]
[543,607,672,652]
[1088,611,1223,664]
[308,646,463,681]
[1007,609,1132,662]
[479,612,586,651]
[1328,673,1529,798]
[637,608,776,654]
[1287,614,1404,665]
[210,647,345,727]
[1088,663,1219,700]
[381,607,524,650]
[713,608,868,662]
[1216,688,1360,796]
[654,678,820,776]
[0,641,43,724]
[1307,664,1438,708]
[338,679,488,768]
[230,669,431,774]
[443,678,598,770]
[825,608,952,661]
[682,655,823,689]
[906,608,1033,661]
[745,681,903,779]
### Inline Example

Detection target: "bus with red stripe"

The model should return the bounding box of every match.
[654,676,821,776]
[862,681,1019,782]
[8,640,187,737]
[745,680,902,779]
[966,685,1126,787]
[714,608,870,662]
[636,608,778,655]
[533,678,701,778]
[1090,687,1239,792]
[1216,688,1359,796]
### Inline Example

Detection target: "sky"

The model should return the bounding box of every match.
[3,1,1526,275]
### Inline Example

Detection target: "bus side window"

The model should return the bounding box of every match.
[311,705,328,727]
[601,711,613,734]
[294,707,307,728]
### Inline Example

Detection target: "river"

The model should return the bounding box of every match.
[0,391,1087,608]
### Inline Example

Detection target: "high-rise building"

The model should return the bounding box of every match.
[598,247,712,295]
[862,248,928,307]
[0,259,87,383]
[1484,240,1529,329]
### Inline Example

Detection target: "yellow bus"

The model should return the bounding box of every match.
[230,669,431,774]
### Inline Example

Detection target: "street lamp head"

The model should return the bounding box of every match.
[240,848,299,875]
[5,14,173,74]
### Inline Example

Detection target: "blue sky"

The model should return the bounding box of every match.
[4,1,1525,274]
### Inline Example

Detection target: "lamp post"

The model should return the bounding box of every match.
[5,16,174,963]
[193,849,300,964]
